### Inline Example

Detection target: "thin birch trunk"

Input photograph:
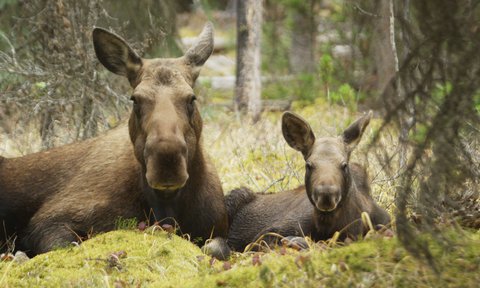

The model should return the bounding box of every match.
[235,0,263,122]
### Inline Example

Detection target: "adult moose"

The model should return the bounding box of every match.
[226,112,390,251]
[0,23,229,259]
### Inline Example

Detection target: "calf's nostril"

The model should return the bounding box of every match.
[335,195,341,204]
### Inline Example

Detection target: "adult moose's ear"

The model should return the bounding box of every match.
[92,27,142,83]
[342,111,372,150]
[184,22,214,67]
[282,112,315,157]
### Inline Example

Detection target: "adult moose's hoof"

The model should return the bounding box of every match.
[201,237,231,261]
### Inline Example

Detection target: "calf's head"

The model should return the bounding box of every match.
[92,23,214,196]
[282,112,372,212]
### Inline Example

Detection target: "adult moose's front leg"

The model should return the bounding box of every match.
[23,214,84,256]
[192,201,231,260]
[201,237,230,260]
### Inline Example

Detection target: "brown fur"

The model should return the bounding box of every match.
[226,112,390,251]
[0,23,229,257]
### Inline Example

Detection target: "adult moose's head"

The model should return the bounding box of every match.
[92,23,214,197]
[282,111,372,212]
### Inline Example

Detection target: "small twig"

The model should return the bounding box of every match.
[0,32,17,66]
[352,3,380,18]
[261,176,285,193]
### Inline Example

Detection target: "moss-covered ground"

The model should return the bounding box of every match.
[1,228,478,287]
[1,229,202,287]
[1,101,478,287]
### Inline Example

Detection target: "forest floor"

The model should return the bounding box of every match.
[1,227,478,287]
[1,103,479,287]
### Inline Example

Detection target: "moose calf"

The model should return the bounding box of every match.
[226,112,390,251]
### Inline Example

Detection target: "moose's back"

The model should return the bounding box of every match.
[0,124,144,252]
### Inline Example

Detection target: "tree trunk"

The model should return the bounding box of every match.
[373,0,412,169]
[81,94,97,140]
[40,107,55,149]
[235,0,263,122]
[396,0,415,171]
[372,0,397,95]
[289,0,316,74]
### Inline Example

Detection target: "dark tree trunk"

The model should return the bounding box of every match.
[40,107,55,149]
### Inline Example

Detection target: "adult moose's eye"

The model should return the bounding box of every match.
[130,95,137,104]
[130,95,141,116]
[305,161,313,172]
[187,95,197,117]
[341,161,348,172]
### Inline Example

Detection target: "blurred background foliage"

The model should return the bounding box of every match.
[0,0,479,274]
[0,0,388,146]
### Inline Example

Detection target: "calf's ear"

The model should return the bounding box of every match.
[342,111,372,150]
[282,112,315,157]
[92,27,142,84]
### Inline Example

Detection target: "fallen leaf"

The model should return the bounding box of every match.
[252,254,262,266]
[138,221,147,231]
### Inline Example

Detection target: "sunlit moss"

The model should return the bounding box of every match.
[1,217,478,287]
[0,230,203,287]
[183,230,479,287]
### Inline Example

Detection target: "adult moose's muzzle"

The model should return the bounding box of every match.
[144,136,189,194]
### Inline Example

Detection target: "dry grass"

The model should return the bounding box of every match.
[0,100,401,217]
[1,100,398,211]
[1,103,479,287]
[202,100,397,213]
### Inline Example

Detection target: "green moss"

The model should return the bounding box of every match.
[114,217,138,230]
[1,229,478,287]
[0,230,203,287]
[184,231,479,288]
